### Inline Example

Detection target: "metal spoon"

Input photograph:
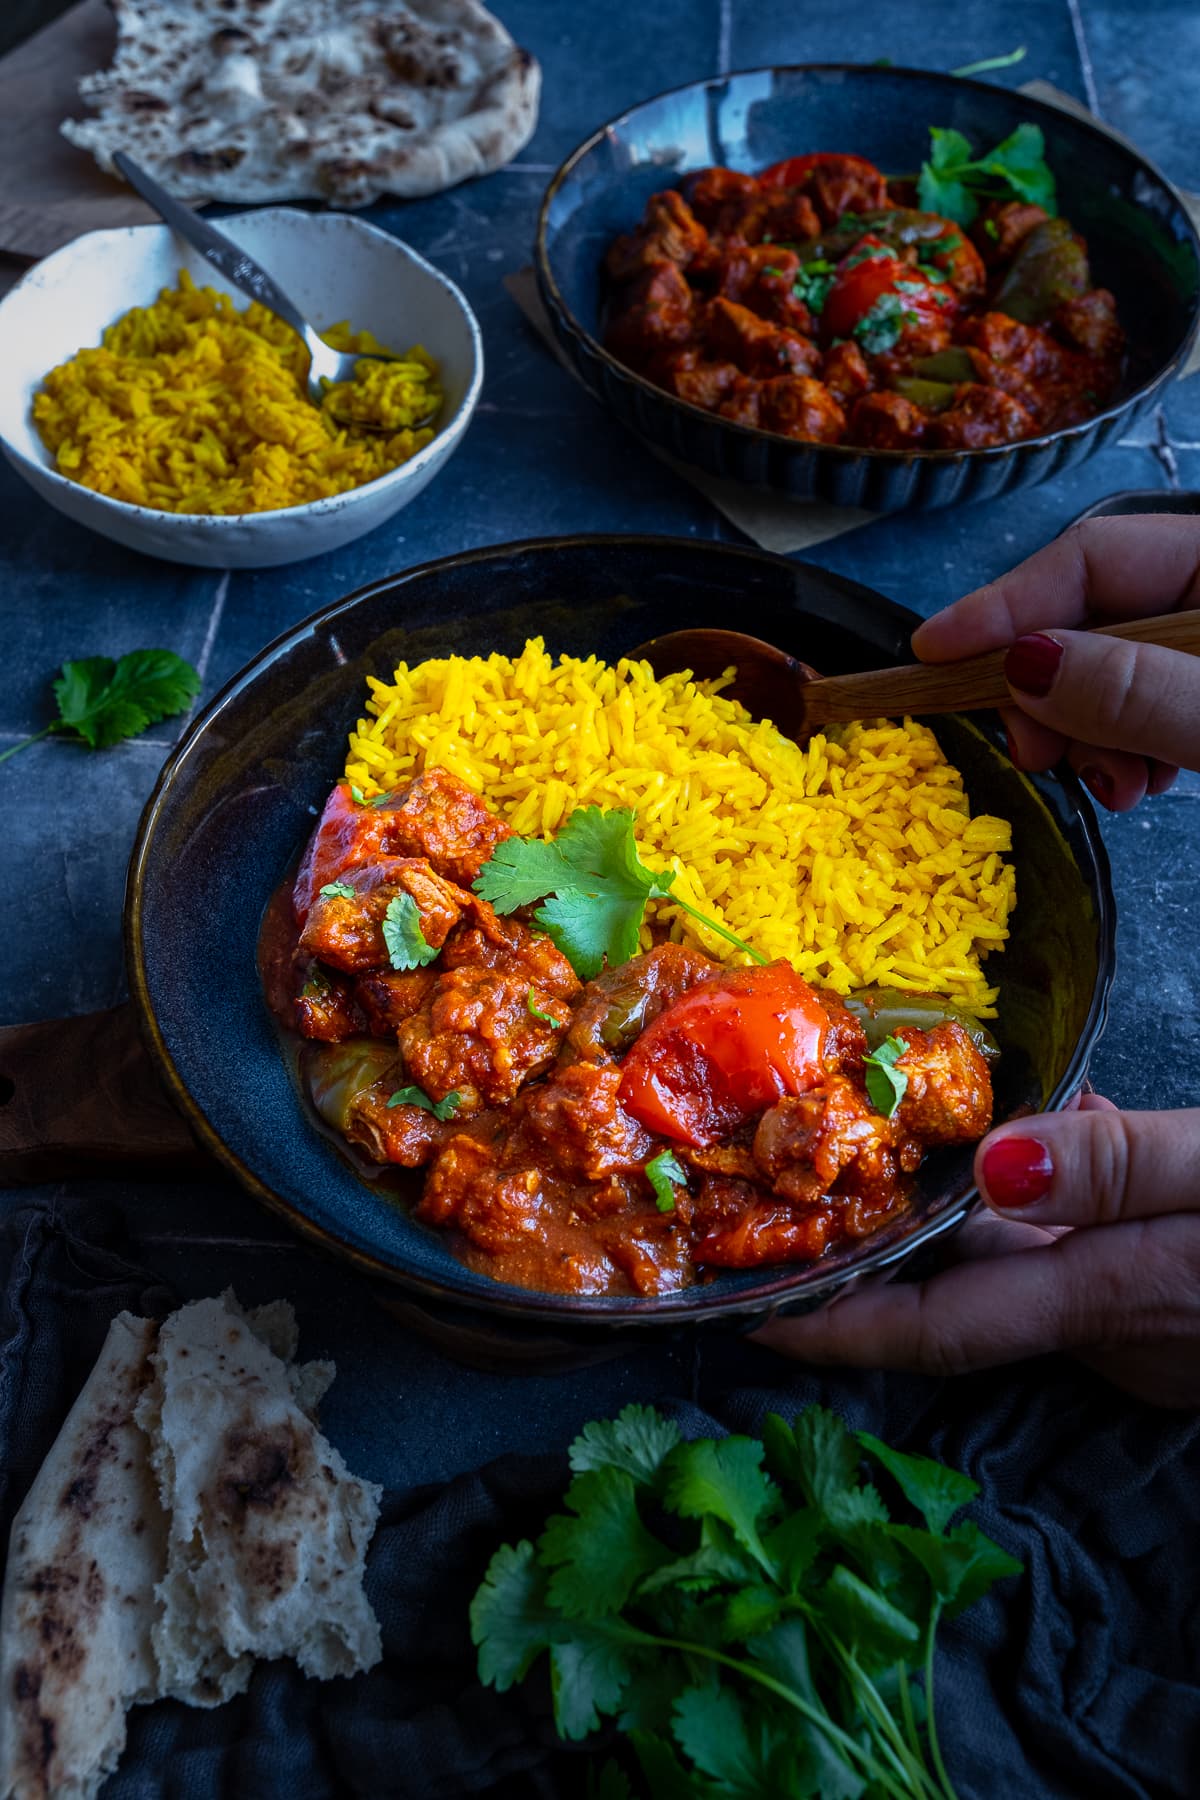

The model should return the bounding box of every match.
[634,611,1200,743]
[112,150,437,433]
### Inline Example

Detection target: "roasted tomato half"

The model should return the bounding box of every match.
[820,237,956,353]
[617,963,829,1147]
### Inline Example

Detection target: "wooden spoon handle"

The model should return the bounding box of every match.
[801,609,1200,725]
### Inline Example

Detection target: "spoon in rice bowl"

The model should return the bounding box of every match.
[112,152,438,433]
[636,613,1200,742]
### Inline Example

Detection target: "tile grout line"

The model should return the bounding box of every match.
[194,569,231,684]
[717,0,732,76]
[1066,0,1102,115]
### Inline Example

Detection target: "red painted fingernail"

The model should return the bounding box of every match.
[1004,726,1021,769]
[1080,765,1114,806]
[981,1136,1054,1209]
[1004,632,1064,697]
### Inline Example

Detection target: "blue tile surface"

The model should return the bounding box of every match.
[1,1,1198,1492]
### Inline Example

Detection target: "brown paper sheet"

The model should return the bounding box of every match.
[0,0,155,265]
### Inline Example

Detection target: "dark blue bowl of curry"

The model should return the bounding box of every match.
[125,536,1115,1331]
[536,65,1200,511]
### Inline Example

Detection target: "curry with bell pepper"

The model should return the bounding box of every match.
[261,767,996,1298]
[601,150,1124,449]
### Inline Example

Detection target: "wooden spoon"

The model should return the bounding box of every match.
[633,611,1200,740]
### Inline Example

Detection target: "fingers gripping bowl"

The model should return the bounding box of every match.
[127,537,1114,1329]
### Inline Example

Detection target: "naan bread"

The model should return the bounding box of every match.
[0,1294,382,1800]
[138,1293,382,1692]
[61,0,541,206]
[0,1313,165,1800]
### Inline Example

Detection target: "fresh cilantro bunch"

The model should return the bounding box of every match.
[917,122,1056,226]
[1,650,200,766]
[473,806,766,980]
[471,1403,1021,1800]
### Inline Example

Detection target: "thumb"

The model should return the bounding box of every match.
[1002,629,1200,769]
[976,1105,1200,1226]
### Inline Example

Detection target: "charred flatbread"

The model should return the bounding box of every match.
[0,1294,381,1800]
[62,0,541,206]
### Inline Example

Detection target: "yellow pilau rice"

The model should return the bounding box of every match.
[345,639,1015,1017]
[33,270,443,515]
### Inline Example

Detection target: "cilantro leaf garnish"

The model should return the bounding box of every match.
[527,988,564,1030]
[474,806,766,980]
[0,649,200,766]
[387,1085,461,1120]
[917,121,1056,225]
[863,1034,909,1117]
[841,242,894,272]
[644,1149,686,1213]
[319,880,357,900]
[853,293,919,354]
[792,258,836,313]
[472,1403,1022,1794]
[381,892,440,970]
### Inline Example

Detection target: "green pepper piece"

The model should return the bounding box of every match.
[845,989,1001,1061]
[890,376,959,412]
[993,217,1090,324]
[598,990,651,1051]
[913,347,978,382]
[306,1038,400,1132]
[859,207,953,246]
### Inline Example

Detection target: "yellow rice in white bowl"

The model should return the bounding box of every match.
[345,638,1015,1017]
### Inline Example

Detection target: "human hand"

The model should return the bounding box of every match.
[753,1093,1200,1408]
[911,513,1200,810]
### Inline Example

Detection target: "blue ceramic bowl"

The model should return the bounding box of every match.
[536,65,1200,512]
[126,536,1114,1333]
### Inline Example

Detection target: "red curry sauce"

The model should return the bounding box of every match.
[261,767,994,1297]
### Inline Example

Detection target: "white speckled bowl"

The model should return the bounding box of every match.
[0,208,483,568]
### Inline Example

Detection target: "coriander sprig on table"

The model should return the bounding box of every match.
[0,650,201,766]
[472,1404,1022,1800]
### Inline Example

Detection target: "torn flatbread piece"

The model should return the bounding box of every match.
[0,1294,382,1800]
[61,0,541,206]
[0,1313,164,1800]
[136,1293,382,1694]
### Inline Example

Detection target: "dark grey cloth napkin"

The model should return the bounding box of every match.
[3,1196,1198,1799]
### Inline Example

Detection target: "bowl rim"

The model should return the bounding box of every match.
[534,60,1200,468]
[124,531,1118,1325]
[0,206,485,525]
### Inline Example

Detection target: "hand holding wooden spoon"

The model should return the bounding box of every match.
[911,512,1200,809]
